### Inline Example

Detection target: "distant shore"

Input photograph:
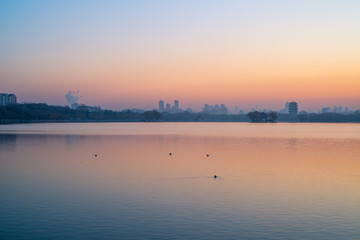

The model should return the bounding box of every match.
[1,103,359,124]
[1,118,360,125]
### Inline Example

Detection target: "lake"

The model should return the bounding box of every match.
[0,123,359,239]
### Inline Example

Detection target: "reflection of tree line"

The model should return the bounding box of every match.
[0,134,17,151]
[1,103,359,123]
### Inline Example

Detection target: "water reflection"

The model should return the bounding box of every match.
[0,131,359,240]
[0,134,17,151]
[65,134,80,147]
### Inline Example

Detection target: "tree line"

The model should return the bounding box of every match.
[1,103,359,123]
[0,103,162,122]
[298,112,360,122]
[246,111,278,122]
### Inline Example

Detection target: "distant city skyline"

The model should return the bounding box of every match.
[1,1,359,112]
[2,90,359,114]
[0,91,358,115]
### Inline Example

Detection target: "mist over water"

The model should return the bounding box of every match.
[0,123,359,239]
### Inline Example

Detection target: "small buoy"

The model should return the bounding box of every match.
[94,154,98,157]
[214,175,217,178]
[169,153,172,156]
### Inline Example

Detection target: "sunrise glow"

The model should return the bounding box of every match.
[1,0,359,111]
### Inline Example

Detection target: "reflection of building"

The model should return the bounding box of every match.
[159,100,164,112]
[288,102,298,115]
[0,93,17,106]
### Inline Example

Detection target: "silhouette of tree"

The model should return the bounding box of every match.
[269,111,278,122]
[247,111,275,122]
[143,110,162,122]
[259,112,267,122]
[247,111,261,122]
[1,104,359,123]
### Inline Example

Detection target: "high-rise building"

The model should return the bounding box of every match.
[166,103,171,111]
[288,102,298,115]
[0,94,6,106]
[173,100,179,110]
[279,101,289,113]
[219,104,228,114]
[159,100,164,112]
[0,93,17,106]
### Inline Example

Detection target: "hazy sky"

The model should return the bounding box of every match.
[1,0,359,111]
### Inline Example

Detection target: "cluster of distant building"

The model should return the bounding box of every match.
[158,100,183,113]
[279,101,352,115]
[0,92,17,106]
[202,104,229,115]
[277,101,299,115]
[158,100,300,115]
[279,101,297,114]
[158,100,232,115]
[320,106,349,114]
[157,100,358,115]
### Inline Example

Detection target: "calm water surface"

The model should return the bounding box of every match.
[0,123,359,239]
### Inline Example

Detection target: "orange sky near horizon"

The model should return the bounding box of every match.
[0,1,359,111]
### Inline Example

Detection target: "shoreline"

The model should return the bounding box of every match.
[1,119,360,125]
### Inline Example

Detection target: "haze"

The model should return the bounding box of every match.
[1,0,359,111]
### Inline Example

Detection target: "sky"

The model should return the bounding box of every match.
[0,0,359,112]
